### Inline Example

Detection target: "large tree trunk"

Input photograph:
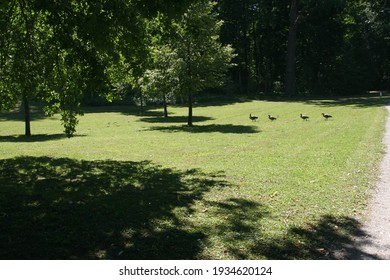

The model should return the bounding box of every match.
[22,93,31,136]
[285,0,299,96]
[187,92,193,126]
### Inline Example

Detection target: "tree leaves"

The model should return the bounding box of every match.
[0,0,194,136]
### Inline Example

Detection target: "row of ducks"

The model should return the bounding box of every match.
[249,113,332,121]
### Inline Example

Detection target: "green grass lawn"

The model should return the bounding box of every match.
[0,96,389,259]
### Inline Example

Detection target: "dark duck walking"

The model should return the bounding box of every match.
[249,114,258,121]
[322,113,332,120]
[300,113,309,120]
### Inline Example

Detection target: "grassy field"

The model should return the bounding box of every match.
[0,96,389,259]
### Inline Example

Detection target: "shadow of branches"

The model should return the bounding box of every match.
[0,134,87,143]
[301,96,390,108]
[139,115,214,124]
[0,157,377,260]
[249,215,379,260]
[0,156,228,259]
[253,95,390,108]
[198,198,377,260]
[200,199,378,259]
[147,124,260,134]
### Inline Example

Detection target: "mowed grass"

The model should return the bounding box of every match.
[0,96,389,259]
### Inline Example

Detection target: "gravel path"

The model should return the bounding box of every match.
[350,102,390,259]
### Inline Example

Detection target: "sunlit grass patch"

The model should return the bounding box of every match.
[0,96,389,259]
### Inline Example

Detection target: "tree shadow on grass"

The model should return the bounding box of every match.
[0,157,377,260]
[0,156,229,259]
[0,134,86,143]
[253,95,390,109]
[249,215,379,260]
[260,95,390,108]
[204,198,269,259]
[82,105,151,116]
[201,199,378,259]
[139,115,214,124]
[301,96,390,108]
[147,124,260,134]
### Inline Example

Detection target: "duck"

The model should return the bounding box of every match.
[268,115,277,121]
[300,113,309,120]
[322,113,332,120]
[249,113,258,121]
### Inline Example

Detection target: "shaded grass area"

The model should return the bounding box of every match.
[0,157,227,259]
[147,124,260,134]
[0,156,378,260]
[257,94,390,108]
[0,134,71,143]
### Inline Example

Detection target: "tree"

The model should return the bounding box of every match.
[295,0,389,95]
[217,0,290,94]
[0,0,112,137]
[285,0,300,96]
[132,13,180,118]
[142,45,180,117]
[217,0,254,93]
[0,0,43,136]
[174,1,235,126]
[213,0,388,96]
[0,0,196,137]
[136,1,234,125]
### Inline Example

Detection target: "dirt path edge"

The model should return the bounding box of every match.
[350,102,390,259]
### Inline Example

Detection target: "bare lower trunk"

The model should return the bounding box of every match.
[163,94,168,118]
[187,92,193,126]
[238,55,243,94]
[285,0,299,96]
[139,92,144,115]
[22,94,31,136]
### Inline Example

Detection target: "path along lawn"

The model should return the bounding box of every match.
[0,96,389,259]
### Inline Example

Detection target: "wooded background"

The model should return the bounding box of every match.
[1,0,389,135]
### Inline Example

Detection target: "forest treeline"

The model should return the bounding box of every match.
[218,0,389,96]
[1,0,389,136]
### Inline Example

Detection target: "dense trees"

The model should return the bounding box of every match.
[285,0,299,96]
[1,0,389,136]
[122,1,235,126]
[0,0,194,136]
[217,0,389,96]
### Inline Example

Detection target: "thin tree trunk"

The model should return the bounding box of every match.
[163,94,168,118]
[285,0,299,96]
[139,92,144,115]
[252,21,260,85]
[22,93,31,136]
[238,55,243,94]
[185,37,193,126]
[19,0,33,136]
[187,92,193,126]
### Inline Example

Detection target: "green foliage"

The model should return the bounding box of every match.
[135,1,235,122]
[135,13,180,104]
[59,110,79,137]
[0,0,198,136]
[175,1,235,95]
[143,45,180,98]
